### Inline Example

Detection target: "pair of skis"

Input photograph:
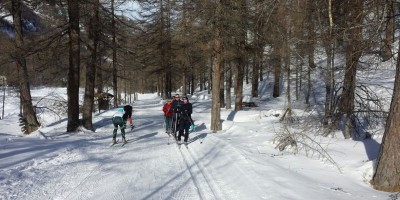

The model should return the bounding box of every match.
[110,139,129,147]
[165,131,188,148]
[177,140,189,149]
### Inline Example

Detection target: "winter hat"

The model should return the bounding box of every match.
[118,108,124,113]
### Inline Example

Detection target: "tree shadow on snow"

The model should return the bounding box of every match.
[351,122,381,161]
[227,111,236,121]
[129,132,158,142]
[189,132,208,144]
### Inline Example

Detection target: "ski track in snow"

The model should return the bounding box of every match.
[1,102,235,200]
[1,97,390,200]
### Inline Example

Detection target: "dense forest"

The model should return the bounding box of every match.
[1,0,400,191]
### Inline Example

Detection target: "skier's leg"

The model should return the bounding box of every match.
[120,123,126,142]
[178,120,184,141]
[167,117,173,133]
[184,121,190,142]
[113,122,118,140]
[173,113,178,139]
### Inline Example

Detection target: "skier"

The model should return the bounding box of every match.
[162,97,174,134]
[177,96,192,144]
[171,94,182,138]
[112,108,127,144]
[123,104,134,129]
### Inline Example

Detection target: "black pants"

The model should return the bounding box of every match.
[172,113,180,137]
[178,119,190,142]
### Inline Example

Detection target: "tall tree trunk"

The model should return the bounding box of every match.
[161,0,172,99]
[67,0,81,132]
[381,0,394,62]
[252,3,264,98]
[234,0,246,112]
[272,46,282,98]
[272,2,284,98]
[82,0,99,130]
[284,13,292,120]
[112,0,118,108]
[323,0,335,127]
[211,0,222,132]
[183,70,187,96]
[190,68,195,95]
[226,64,232,109]
[220,63,225,108]
[371,34,400,192]
[338,0,363,139]
[305,0,316,105]
[12,0,40,134]
[96,58,103,94]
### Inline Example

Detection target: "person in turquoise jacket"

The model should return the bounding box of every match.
[112,108,127,144]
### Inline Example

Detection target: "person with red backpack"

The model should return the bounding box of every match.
[162,97,174,135]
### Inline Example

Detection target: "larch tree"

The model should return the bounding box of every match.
[11,0,40,134]
[337,0,364,139]
[67,0,81,132]
[82,0,100,130]
[210,0,223,132]
[370,32,400,192]
[233,0,247,112]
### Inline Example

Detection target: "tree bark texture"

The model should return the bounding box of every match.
[338,0,363,139]
[67,0,81,132]
[12,0,40,134]
[371,35,400,192]
[112,0,118,108]
[82,0,99,131]
[211,0,222,132]
[234,0,246,111]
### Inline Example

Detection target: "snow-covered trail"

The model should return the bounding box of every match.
[1,97,390,200]
[1,100,236,200]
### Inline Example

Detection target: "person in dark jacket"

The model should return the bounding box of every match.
[162,97,174,134]
[171,94,182,138]
[178,96,192,144]
[123,104,134,129]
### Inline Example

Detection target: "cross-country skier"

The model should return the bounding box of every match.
[112,108,127,144]
[123,104,134,129]
[177,96,192,144]
[171,94,182,138]
[162,97,174,134]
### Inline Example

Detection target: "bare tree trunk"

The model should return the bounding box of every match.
[226,63,232,109]
[11,0,40,134]
[338,0,363,139]
[82,0,99,131]
[371,34,400,191]
[284,14,292,120]
[211,0,222,132]
[112,0,118,108]
[272,46,282,98]
[251,50,261,97]
[220,63,225,108]
[234,0,247,112]
[252,3,264,98]
[67,0,81,132]
[305,0,316,105]
[323,0,335,127]
[381,0,393,62]
[190,69,195,95]
[272,2,284,98]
